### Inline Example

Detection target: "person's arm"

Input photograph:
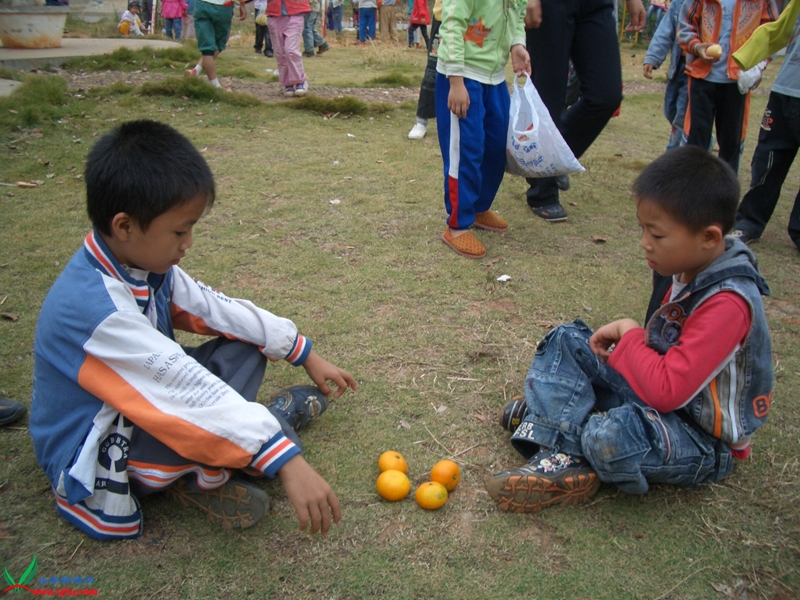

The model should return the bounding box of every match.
[624,0,646,31]
[608,293,751,412]
[678,0,706,59]
[525,0,541,29]
[511,44,531,76]
[643,1,679,73]
[589,318,641,362]
[301,350,357,398]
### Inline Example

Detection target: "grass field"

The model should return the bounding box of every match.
[0,23,798,599]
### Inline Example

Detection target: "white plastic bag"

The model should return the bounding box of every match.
[505,74,585,178]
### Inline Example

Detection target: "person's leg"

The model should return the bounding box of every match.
[283,15,307,86]
[174,15,182,39]
[474,81,511,215]
[379,4,389,39]
[509,320,631,459]
[714,82,748,174]
[409,23,438,138]
[359,8,367,42]
[302,11,315,54]
[333,4,343,32]
[269,16,290,87]
[407,23,418,46]
[583,401,734,494]
[388,5,397,41]
[264,19,273,54]
[419,23,429,50]
[368,7,376,39]
[311,12,325,47]
[165,17,174,38]
[524,0,575,211]
[254,8,265,52]
[736,92,799,241]
[666,66,688,151]
[185,13,194,39]
[684,76,717,153]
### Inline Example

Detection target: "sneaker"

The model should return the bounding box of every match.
[293,81,308,97]
[317,42,330,55]
[408,122,427,140]
[266,385,328,433]
[184,67,198,78]
[0,397,26,426]
[441,228,486,259]
[283,85,296,97]
[166,477,269,529]
[556,175,570,191]
[254,47,262,54]
[474,210,508,232]
[302,50,316,58]
[730,229,758,245]
[486,448,600,513]
[499,395,527,432]
[265,49,274,57]
[531,203,568,222]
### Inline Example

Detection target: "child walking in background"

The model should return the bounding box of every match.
[643,0,688,150]
[358,0,376,43]
[436,0,531,259]
[184,0,247,89]
[267,0,311,96]
[678,0,777,173]
[254,0,275,57]
[407,0,442,140]
[119,1,147,35]
[407,0,429,49]
[161,0,187,39]
[488,146,773,512]
[29,120,357,539]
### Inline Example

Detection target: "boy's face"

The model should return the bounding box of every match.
[637,198,720,284]
[131,4,139,13]
[113,195,206,274]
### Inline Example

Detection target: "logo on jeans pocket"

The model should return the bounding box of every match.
[761,109,773,132]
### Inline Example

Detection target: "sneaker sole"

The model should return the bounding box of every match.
[473,221,507,233]
[166,479,269,530]
[486,471,600,513]
[531,206,568,222]
[441,232,485,259]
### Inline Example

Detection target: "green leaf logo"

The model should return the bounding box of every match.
[2,555,37,594]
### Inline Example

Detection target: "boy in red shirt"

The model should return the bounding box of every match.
[488,146,774,512]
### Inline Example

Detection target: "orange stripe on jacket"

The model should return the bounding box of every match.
[709,378,723,439]
[78,355,254,468]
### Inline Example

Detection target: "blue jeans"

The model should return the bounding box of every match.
[510,320,733,494]
[165,17,182,39]
[303,10,325,53]
[331,4,343,32]
[359,7,376,42]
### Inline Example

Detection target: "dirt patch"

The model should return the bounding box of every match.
[57,69,669,105]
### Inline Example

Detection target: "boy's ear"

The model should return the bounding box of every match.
[703,224,724,247]
[110,212,135,241]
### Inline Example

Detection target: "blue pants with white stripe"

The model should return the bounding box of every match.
[435,73,510,230]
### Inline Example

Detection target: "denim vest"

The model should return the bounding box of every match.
[644,238,773,450]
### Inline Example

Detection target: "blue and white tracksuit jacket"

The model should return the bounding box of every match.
[30,231,309,540]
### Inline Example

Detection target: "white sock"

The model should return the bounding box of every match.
[194,63,204,75]
[417,118,427,127]
[209,78,222,88]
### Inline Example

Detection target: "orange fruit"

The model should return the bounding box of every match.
[377,450,408,474]
[430,459,461,491]
[415,481,448,510]
[376,469,410,501]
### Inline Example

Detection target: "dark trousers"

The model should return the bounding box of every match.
[128,338,300,497]
[524,0,622,207]
[407,23,430,49]
[415,18,440,120]
[254,9,273,53]
[684,77,748,174]
[736,91,800,248]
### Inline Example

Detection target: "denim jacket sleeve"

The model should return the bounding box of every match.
[644,0,682,68]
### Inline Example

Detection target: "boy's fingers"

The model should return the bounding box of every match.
[307,503,324,534]
[329,491,342,525]
[296,506,310,532]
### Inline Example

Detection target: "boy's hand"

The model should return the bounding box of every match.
[302,350,357,398]
[525,0,542,28]
[643,63,654,79]
[589,319,640,363]
[278,455,341,535]
[448,76,470,119]
[624,0,646,31]
[511,44,532,76]
[694,43,719,62]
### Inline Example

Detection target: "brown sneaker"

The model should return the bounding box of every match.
[442,229,486,259]
[474,210,508,232]
[166,477,269,529]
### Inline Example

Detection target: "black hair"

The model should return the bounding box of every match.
[631,145,739,233]
[128,1,140,8]
[85,120,215,236]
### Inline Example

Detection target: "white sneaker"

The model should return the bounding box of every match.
[294,81,308,97]
[408,122,427,140]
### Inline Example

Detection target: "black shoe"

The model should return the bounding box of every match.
[499,395,528,432]
[266,386,328,433]
[486,448,600,513]
[265,49,274,57]
[317,42,330,55]
[0,398,26,425]
[730,229,758,245]
[302,50,316,57]
[166,477,269,529]
[254,47,262,54]
[556,175,570,191]
[531,203,568,222]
